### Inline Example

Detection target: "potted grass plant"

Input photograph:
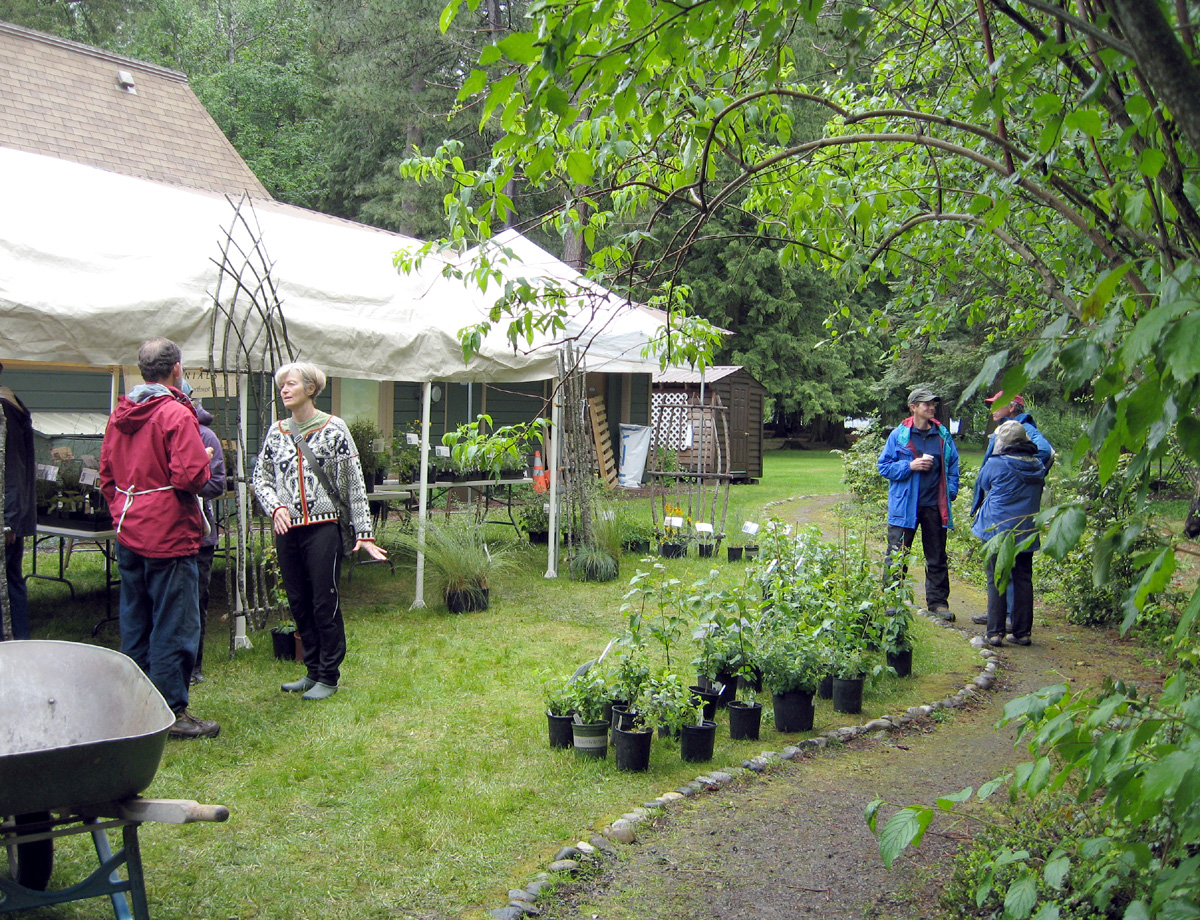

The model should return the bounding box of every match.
[392,517,509,612]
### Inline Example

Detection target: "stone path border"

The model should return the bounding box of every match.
[487,609,998,919]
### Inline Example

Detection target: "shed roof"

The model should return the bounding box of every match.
[653,365,753,385]
[0,20,268,196]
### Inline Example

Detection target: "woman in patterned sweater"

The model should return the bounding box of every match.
[252,362,387,700]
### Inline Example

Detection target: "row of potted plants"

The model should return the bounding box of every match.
[541,527,917,770]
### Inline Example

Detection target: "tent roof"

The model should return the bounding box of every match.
[0,148,664,382]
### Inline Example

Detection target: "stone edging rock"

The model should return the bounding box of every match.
[487,609,1000,919]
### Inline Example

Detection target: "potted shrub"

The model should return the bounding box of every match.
[392,518,509,612]
[622,517,656,555]
[830,645,868,714]
[880,556,916,677]
[658,503,689,558]
[567,671,611,759]
[347,417,386,486]
[694,523,717,558]
[758,625,826,733]
[270,622,298,661]
[390,420,422,483]
[542,674,576,749]
[641,670,702,742]
[519,502,551,543]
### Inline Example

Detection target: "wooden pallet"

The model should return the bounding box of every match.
[587,396,618,488]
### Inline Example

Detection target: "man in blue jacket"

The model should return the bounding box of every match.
[970,392,1053,626]
[878,387,960,620]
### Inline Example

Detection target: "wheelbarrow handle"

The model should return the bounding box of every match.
[81,798,230,825]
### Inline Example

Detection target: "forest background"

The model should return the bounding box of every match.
[0,0,1085,446]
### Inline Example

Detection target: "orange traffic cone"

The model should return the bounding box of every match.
[532,450,549,493]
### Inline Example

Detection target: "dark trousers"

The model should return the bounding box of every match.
[986,552,1033,639]
[276,522,345,686]
[3,536,30,640]
[193,545,215,677]
[117,545,200,713]
[886,505,950,609]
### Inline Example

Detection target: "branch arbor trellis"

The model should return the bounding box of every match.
[205,194,296,651]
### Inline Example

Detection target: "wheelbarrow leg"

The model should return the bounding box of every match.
[87,821,149,920]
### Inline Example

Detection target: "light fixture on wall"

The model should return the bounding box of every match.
[415,384,442,403]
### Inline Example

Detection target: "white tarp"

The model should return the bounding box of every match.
[0,147,663,382]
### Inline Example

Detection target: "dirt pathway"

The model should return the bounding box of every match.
[532,557,1161,920]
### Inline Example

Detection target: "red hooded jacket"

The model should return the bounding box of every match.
[100,386,211,558]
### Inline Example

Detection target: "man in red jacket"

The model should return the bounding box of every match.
[100,338,219,739]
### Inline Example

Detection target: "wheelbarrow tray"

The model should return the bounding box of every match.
[0,640,175,815]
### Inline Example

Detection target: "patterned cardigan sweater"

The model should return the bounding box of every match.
[252,415,373,540]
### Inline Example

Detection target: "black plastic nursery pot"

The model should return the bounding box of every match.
[610,705,639,744]
[613,726,653,772]
[689,685,721,721]
[887,648,914,678]
[270,629,296,661]
[446,587,489,613]
[727,546,744,562]
[727,700,763,741]
[713,671,739,706]
[659,542,687,559]
[680,720,718,763]
[698,544,715,558]
[817,673,834,700]
[625,539,651,554]
[571,720,609,758]
[832,676,865,714]
[547,711,574,749]
[772,689,815,733]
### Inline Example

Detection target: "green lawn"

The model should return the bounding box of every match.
[22,449,981,920]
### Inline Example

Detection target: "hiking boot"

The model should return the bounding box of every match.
[1006,634,1032,646]
[971,614,987,626]
[169,710,220,739]
[928,605,955,622]
[301,681,338,701]
[986,634,1004,647]
[281,675,317,693]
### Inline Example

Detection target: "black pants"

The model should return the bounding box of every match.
[276,522,345,686]
[885,505,950,609]
[986,552,1033,639]
[193,545,215,677]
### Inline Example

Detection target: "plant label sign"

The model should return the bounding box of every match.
[39,463,58,482]
[435,445,450,458]
[665,515,685,528]
[79,468,100,487]
[742,521,760,536]
[694,522,713,534]
[406,433,420,446]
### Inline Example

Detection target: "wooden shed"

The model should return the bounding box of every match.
[651,366,765,482]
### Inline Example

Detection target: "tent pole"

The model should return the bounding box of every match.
[545,377,561,579]
[411,381,432,609]
[110,366,120,411]
[233,373,251,648]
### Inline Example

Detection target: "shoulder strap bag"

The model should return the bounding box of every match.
[287,418,357,557]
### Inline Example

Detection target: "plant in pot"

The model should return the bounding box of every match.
[567,670,612,759]
[690,586,741,713]
[880,555,916,677]
[391,420,422,483]
[570,544,620,582]
[622,516,656,555]
[694,522,717,558]
[830,644,868,715]
[621,563,688,672]
[606,649,653,771]
[542,673,576,749]
[518,500,552,543]
[758,628,824,733]
[391,517,509,612]
[269,621,298,661]
[657,503,690,558]
[347,417,386,486]
[641,669,703,743]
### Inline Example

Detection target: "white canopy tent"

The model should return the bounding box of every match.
[0,147,668,615]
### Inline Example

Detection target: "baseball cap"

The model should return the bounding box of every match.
[907,387,937,405]
[984,390,1024,407]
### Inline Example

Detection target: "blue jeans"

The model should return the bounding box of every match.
[4,536,30,640]
[117,545,200,713]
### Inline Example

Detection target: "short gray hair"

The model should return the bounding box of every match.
[274,362,326,397]
[139,338,182,383]
[994,419,1030,452]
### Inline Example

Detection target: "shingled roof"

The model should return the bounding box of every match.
[0,20,269,196]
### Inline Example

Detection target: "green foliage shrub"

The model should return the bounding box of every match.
[835,429,887,509]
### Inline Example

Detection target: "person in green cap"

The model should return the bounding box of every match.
[877,386,960,620]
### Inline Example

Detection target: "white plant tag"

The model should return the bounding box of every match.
[742,521,760,535]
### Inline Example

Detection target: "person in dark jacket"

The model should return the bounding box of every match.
[1,362,36,641]
[971,420,1047,647]
[100,339,219,739]
[189,393,226,684]
[970,391,1054,627]
[878,386,961,619]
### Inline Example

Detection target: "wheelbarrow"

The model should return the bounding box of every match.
[1,640,229,919]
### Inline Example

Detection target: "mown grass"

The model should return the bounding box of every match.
[21,448,980,920]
